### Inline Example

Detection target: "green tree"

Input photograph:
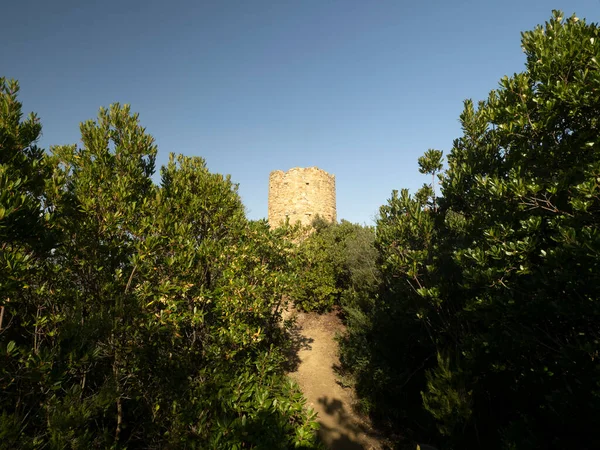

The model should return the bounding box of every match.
[338,187,441,448]
[0,78,57,446]
[290,219,379,313]
[423,12,600,448]
[1,92,320,448]
[340,11,600,449]
[417,148,443,210]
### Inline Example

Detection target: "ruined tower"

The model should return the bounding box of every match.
[268,167,336,228]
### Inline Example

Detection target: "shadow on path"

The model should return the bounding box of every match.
[286,309,384,449]
[281,316,314,372]
[316,396,380,449]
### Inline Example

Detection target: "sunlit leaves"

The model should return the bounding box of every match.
[1,93,319,447]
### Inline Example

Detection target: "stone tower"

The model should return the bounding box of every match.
[268,167,336,228]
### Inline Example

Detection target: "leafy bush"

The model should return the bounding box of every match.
[0,86,319,448]
[290,218,379,313]
[339,11,600,449]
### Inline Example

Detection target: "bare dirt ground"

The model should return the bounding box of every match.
[284,308,386,450]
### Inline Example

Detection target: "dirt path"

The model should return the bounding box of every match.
[285,308,384,450]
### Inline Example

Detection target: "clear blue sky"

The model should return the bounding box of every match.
[4,1,600,224]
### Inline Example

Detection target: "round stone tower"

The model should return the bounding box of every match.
[268,167,336,228]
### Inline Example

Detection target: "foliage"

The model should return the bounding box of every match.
[0,86,319,448]
[338,187,441,447]
[339,11,600,449]
[290,218,379,313]
[0,77,57,447]
[417,148,444,210]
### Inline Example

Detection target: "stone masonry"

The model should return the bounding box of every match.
[268,167,336,228]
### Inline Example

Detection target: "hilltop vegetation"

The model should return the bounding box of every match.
[0,85,319,448]
[2,10,600,450]
[336,11,600,449]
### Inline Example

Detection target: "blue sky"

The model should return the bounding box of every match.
[4,0,600,224]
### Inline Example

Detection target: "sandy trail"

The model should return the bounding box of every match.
[285,308,383,450]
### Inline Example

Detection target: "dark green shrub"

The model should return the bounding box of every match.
[290,218,379,313]
[339,12,600,449]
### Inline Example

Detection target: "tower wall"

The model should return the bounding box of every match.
[268,167,336,228]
